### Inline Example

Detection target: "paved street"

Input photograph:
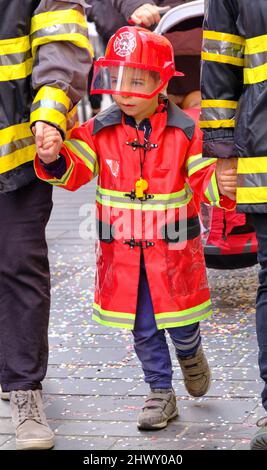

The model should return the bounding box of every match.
[0,183,263,450]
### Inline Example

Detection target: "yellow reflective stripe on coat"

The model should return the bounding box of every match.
[202,30,244,67]
[0,123,35,174]
[155,299,212,329]
[96,184,193,211]
[92,300,212,330]
[204,172,220,206]
[242,35,267,84]
[186,154,216,177]
[93,303,135,329]
[237,157,267,204]
[30,9,93,58]
[64,139,98,174]
[0,35,33,81]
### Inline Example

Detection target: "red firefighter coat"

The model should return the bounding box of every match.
[35,101,234,330]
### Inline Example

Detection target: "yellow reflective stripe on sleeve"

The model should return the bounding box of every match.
[203,31,245,46]
[64,140,97,174]
[201,51,244,67]
[202,31,244,66]
[204,172,220,206]
[199,119,235,129]
[33,86,70,111]
[187,154,217,177]
[201,100,238,109]
[31,9,88,34]
[30,108,67,134]
[31,34,92,60]
[30,10,93,58]
[200,100,237,127]
[35,158,74,186]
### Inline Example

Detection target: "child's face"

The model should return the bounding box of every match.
[110,67,161,122]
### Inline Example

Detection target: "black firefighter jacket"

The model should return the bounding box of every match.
[0,0,92,193]
[200,0,267,213]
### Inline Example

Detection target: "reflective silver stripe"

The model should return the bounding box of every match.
[0,50,31,66]
[66,140,96,166]
[0,136,35,158]
[206,179,217,203]
[93,308,134,326]
[203,39,244,58]
[245,51,267,68]
[204,245,221,255]
[243,239,253,254]
[200,107,236,122]
[156,304,212,326]
[31,23,88,40]
[237,173,267,188]
[31,100,68,116]
[96,190,141,206]
[96,191,191,207]
[96,185,192,207]
[187,157,214,174]
[172,335,200,351]
[178,325,200,343]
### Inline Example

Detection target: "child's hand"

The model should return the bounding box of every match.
[33,121,63,164]
[215,158,238,201]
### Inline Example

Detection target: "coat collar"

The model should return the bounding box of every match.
[92,100,195,140]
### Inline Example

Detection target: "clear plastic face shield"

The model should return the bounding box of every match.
[91,62,164,99]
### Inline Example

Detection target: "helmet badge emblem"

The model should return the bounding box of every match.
[114,32,137,57]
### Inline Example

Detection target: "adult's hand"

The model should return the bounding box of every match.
[130,4,162,27]
[215,158,238,201]
[34,121,56,150]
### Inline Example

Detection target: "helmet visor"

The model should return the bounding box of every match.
[91,63,163,98]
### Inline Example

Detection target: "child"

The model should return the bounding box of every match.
[34,26,237,430]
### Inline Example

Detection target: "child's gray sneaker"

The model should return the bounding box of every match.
[10,390,54,450]
[137,388,178,430]
[250,417,267,450]
[177,345,211,397]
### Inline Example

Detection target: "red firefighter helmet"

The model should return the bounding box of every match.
[91,26,184,99]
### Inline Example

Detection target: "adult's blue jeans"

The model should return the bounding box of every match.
[132,255,201,389]
[251,214,267,411]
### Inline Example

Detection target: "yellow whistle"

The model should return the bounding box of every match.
[135,178,148,198]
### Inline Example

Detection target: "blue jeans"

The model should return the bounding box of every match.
[132,255,201,389]
[251,214,267,411]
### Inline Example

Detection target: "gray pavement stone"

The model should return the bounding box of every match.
[110,437,236,450]
[177,398,257,424]
[43,378,135,396]
[52,436,116,450]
